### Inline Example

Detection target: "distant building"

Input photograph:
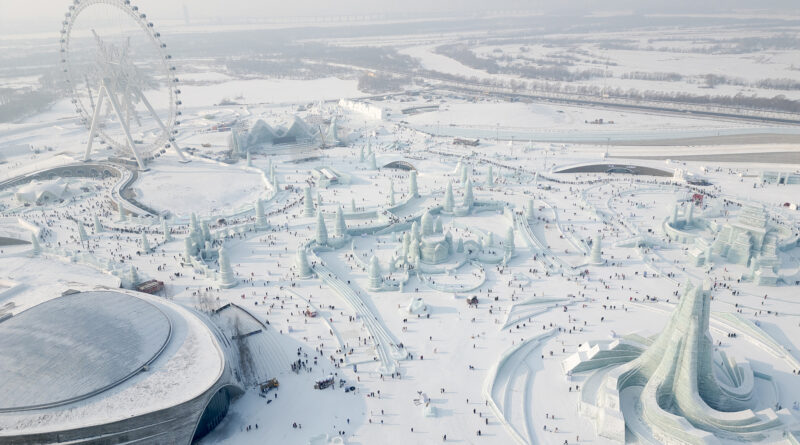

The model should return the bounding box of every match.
[338,99,387,120]
[453,137,480,147]
[135,279,165,294]
[244,116,317,149]
[15,178,69,205]
[760,171,800,184]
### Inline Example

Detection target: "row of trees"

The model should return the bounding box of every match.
[704,74,800,91]
[416,69,800,114]
[357,72,411,94]
[435,44,605,82]
[0,88,58,123]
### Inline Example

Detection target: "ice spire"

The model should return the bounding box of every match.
[190,212,199,233]
[218,246,237,288]
[421,210,433,236]
[316,210,328,246]
[409,170,419,198]
[525,198,535,219]
[590,234,603,265]
[141,233,150,253]
[129,266,139,287]
[162,219,172,242]
[434,216,443,234]
[77,222,88,243]
[463,178,474,208]
[505,226,515,257]
[94,215,103,233]
[389,179,395,206]
[201,220,211,242]
[368,255,382,291]
[31,233,41,256]
[443,181,454,212]
[334,206,347,238]
[118,201,127,222]
[255,199,266,227]
[304,187,315,217]
[184,237,195,260]
[296,246,313,278]
[487,165,494,185]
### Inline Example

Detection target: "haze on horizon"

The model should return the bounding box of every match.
[1,0,798,36]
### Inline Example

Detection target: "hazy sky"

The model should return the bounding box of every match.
[1,0,797,35]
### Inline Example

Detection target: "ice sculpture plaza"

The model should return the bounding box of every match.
[1,2,800,444]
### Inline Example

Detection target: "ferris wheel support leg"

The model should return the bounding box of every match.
[84,87,107,162]
[137,90,189,162]
[104,82,147,170]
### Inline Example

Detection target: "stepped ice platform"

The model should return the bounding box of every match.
[564,281,800,444]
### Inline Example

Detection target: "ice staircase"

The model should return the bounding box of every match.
[309,251,407,375]
[483,330,556,445]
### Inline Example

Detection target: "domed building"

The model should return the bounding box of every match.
[417,210,452,264]
[0,290,243,444]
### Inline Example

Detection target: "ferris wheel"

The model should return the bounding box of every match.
[60,0,188,169]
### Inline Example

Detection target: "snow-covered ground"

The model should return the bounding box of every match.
[2,36,800,445]
[133,157,269,218]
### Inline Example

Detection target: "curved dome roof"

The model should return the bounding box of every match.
[0,291,172,411]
